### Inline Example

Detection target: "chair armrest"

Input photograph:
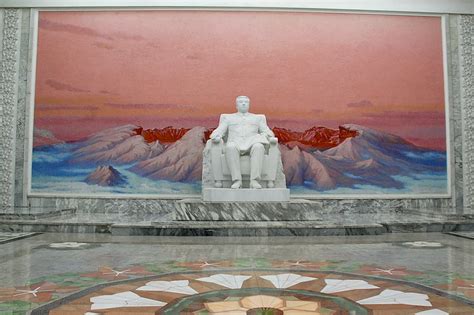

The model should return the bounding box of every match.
[207,138,225,153]
[269,137,278,145]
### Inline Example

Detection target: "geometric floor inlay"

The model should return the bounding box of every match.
[0,256,474,315]
[13,260,470,315]
[90,291,166,310]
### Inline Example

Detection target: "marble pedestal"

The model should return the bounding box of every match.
[202,188,290,202]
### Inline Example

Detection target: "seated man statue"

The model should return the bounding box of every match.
[209,95,277,189]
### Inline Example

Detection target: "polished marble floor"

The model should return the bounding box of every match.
[0,232,38,244]
[0,233,472,314]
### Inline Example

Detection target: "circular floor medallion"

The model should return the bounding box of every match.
[29,268,474,315]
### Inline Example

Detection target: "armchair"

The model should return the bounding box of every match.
[207,138,281,189]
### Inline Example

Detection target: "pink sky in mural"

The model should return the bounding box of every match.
[34,10,446,150]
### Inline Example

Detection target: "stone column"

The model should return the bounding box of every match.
[14,9,31,209]
[447,15,463,213]
[460,15,474,214]
[0,9,21,213]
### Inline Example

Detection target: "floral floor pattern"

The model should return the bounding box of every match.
[1,258,473,315]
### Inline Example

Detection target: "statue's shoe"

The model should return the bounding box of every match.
[231,180,242,189]
[250,180,262,189]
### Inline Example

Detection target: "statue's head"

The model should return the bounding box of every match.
[235,95,250,113]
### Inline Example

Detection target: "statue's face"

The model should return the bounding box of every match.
[236,97,250,113]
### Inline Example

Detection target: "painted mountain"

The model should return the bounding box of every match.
[85,165,127,187]
[31,124,447,195]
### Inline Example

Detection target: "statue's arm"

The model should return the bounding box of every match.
[210,114,228,140]
[259,115,275,138]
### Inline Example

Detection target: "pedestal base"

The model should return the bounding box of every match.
[202,188,290,202]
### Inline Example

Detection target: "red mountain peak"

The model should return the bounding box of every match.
[141,126,190,143]
[272,127,303,142]
[276,125,359,150]
[339,126,359,140]
[133,126,143,136]
[136,124,358,150]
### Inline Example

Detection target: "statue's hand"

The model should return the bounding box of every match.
[269,137,278,144]
[211,136,221,143]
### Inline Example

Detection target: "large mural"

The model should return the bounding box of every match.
[31,10,448,195]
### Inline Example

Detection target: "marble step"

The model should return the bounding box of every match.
[1,219,473,236]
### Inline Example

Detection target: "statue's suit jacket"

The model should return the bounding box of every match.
[210,112,275,152]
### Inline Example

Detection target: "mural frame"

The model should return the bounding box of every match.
[25,7,453,200]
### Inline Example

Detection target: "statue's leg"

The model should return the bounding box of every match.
[250,143,264,181]
[225,142,242,181]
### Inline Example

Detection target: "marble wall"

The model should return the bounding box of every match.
[459,15,474,214]
[0,9,21,214]
[0,8,473,216]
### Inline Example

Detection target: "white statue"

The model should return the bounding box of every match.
[201,96,289,201]
[209,95,279,189]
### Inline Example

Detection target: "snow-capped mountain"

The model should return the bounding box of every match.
[32,123,447,192]
[310,124,446,189]
[280,146,340,190]
[33,127,64,147]
[85,165,127,186]
[130,126,206,182]
[71,124,164,164]
[324,124,445,173]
